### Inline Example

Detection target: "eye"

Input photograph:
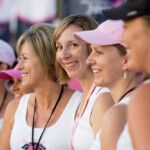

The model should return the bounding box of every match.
[96,50,103,55]
[70,43,78,49]
[56,44,63,51]
[23,56,28,60]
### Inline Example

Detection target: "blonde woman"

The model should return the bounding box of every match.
[0,23,83,150]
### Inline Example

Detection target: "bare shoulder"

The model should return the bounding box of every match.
[130,83,150,106]
[91,92,114,136]
[103,103,128,129]
[3,97,21,125]
[128,83,150,150]
[94,92,114,108]
[0,97,21,148]
[129,83,150,119]
[100,104,128,150]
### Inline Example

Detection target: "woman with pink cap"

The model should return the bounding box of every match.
[0,65,34,131]
[53,14,114,150]
[74,19,139,150]
[0,65,33,98]
[0,39,16,131]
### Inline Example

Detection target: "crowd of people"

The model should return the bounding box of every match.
[0,0,150,149]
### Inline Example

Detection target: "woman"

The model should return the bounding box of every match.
[102,0,150,149]
[53,14,114,150]
[0,39,16,131]
[0,65,33,131]
[0,65,33,98]
[74,19,139,150]
[0,23,83,150]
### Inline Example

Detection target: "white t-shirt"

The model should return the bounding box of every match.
[72,87,110,150]
[10,91,83,150]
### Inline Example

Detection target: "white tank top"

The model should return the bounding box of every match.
[90,129,101,150]
[117,123,133,150]
[10,91,83,150]
[117,81,150,150]
[90,96,131,150]
[0,118,3,130]
[72,87,110,150]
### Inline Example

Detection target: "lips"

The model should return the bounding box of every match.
[93,69,100,73]
[21,73,28,78]
[63,61,78,68]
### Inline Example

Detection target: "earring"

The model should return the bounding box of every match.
[124,70,127,79]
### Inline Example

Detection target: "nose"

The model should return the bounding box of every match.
[16,59,23,71]
[57,47,71,59]
[11,82,20,92]
[86,52,95,66]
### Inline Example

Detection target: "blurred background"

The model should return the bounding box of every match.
[0,0,123,51]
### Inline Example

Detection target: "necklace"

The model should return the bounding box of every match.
[32,85,64,150]
[0,90,7,112]
[118,87,136,103]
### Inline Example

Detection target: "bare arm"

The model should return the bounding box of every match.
[90,92,114,137]
[128,84,150,150]
[100,104,128,150]
[0,98,20,149]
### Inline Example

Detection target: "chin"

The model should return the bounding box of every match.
[15,94,23,98]
[94,79,102,86]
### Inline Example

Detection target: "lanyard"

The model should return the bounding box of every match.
[69,83,96,150]
[32,85,64,150]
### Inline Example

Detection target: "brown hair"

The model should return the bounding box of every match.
[114,44,127,56]
[53,14,98,84]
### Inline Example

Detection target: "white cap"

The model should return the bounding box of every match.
[0,39,16,67]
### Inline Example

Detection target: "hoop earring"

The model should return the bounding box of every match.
[124,71,127,79]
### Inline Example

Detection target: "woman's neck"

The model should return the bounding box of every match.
[78,77,94,99]
[109,77,138,103]
[33,81,62,110]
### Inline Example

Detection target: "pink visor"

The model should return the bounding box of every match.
[73,19,126,47]
[0,67,22,80]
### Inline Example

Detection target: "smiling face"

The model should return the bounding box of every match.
[56,24,92,79]
[121,17,150,73]
[86,45,125,88]
[10,78,33,97]
[10,78,23,97]
[17,42,46,88]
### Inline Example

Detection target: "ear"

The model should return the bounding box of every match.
[0,63,9,70]
[122,55,129,71]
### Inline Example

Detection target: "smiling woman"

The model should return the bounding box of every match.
[0,23,83,150]
[53,14,114,150]
[73,19,139,150]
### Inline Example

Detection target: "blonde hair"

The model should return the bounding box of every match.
[16,23,58,81]
[53,14,98,84]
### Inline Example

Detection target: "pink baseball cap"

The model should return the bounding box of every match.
[0,39,16,67]
[73,19,125,47]
[0,66,22,80]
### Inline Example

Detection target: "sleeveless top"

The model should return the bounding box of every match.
[72,87,110,150]
[0,118,3,130]
[117,123,133,150]
[90,96,131,150]
[10,91,83,150]
[117,80,150,150]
